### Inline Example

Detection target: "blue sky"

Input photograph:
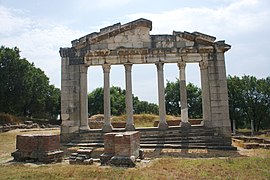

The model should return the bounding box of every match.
[1,0,270,103]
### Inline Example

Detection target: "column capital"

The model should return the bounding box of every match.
[199,60,208,70]
[124,63,133,72]
[155,62,164,71]
[102,64,111,73]
[80,65,88,73]
[177,62,186,70]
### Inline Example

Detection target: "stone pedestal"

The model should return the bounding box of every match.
[12,134,63,163]
[100,131,140,167]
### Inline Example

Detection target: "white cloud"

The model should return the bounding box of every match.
[0,5,85,87]
[0,6,32,36]
[1,0,269,103]
[125,0,270,39]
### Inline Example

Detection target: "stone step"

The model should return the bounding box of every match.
[140,141,223,145]
[140,132,217,138]
[141,136,223,140]
[72,138,224,145]
[78,126,214,136]
[140,143,236,150]
[65,142,235,150]
[75,134,222,143]
[78,130,217,137]
[72,139,222,145]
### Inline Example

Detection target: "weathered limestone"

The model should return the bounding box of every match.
[60,18,232,146]
[178,62,191,127]
[124,63,135,131]
[102,64,113,132]
[199,59,211,127]
[156,62,168,130]
[79,65,90,131]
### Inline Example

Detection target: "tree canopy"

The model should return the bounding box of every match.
[228,75,270,131]
[165,79,202,118]
[88,86,158,116]
[0,46,60,119]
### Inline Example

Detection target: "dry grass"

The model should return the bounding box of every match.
[0,128,270,179]
[0,113,25,125]
[0,157,269,180]
[0,128,59,162]
[111,113,178,127]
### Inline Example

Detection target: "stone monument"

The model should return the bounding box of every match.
[60,18,232,145]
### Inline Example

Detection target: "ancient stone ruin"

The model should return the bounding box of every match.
[60,18,233,149]
[12,134,63,163]
[100,131,141,167]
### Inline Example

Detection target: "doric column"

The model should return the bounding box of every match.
[79,65,90,131]
[102,64,113,132]
[156,62,168,130]
[178,62,191,127]
[124,63,135,131]
[199,60,211,127]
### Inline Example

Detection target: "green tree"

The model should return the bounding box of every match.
[133,97,158,115]
[227,75,270,131]
[227,75,246,129]
[0,46,60,119]
[165,79,202,118]
[88,86,158,116]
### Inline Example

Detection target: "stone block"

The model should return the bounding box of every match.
[175,41,186,48]
[100,131,140,166]
[109,156,136,167]
[69,148,94,165]
[100,153,114,165]
[12,134,63,163]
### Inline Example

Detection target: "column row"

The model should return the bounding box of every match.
[80,62,193,132]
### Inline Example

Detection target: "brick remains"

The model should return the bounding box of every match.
[12,134,63,163]
[69,147,93,165]
[100,131,141,167]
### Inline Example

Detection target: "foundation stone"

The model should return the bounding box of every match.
[100,131,140,167]
[11,134,63,163]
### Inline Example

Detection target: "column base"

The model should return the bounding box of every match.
[158,121,168,130]
[79,125,90,131]
[203,120,212,127]
[125,124,135,131]
[180,121,191,128]
[102,124,113,132]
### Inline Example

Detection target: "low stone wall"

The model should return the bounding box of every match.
[88,121,126,129]
[232,136,270,149]
[153,119,203,127]
[0,123,39,132]
[12,134,63,163]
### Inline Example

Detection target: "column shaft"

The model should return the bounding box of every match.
[102,64,113,132]
[156,63,168,130]
[79,65,90,131]
[178,62,190,127]
[199,60,211,127]
[125,64,135,131]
